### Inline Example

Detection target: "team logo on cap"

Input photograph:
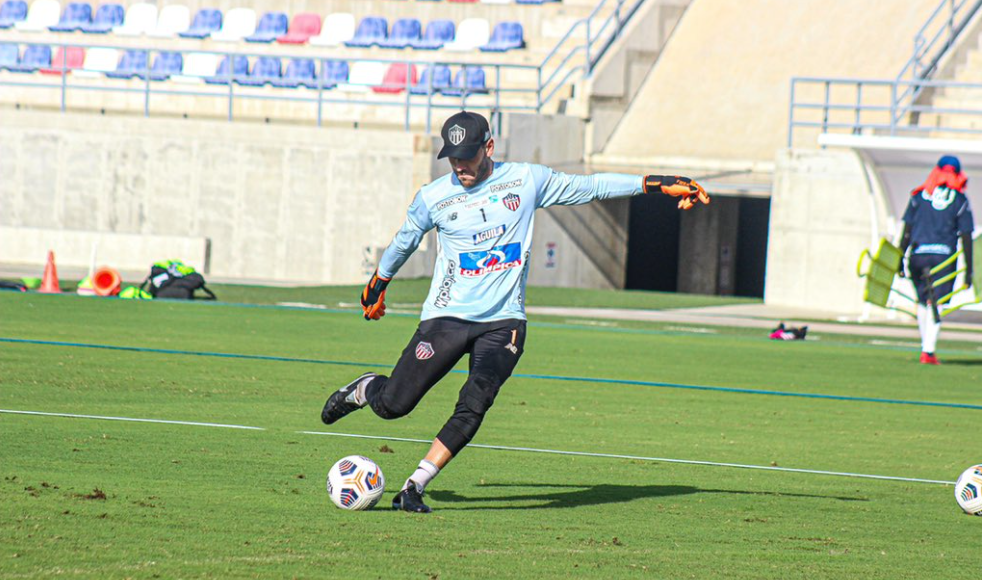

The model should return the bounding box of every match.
[448,124,465,146]
[503,193,521,211]
[415,341,435,360]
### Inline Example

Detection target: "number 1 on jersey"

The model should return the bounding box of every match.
[480,208,487,222]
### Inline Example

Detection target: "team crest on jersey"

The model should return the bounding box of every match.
[459,243,523,276]
[503,193,521,211]
[415,342,435,360]
[924,186,957,210]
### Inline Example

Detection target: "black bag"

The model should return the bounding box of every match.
[141,260,216,300]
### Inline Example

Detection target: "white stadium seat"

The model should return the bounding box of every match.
[309,13,355,47]
[147,4,190,38]
[73,47,118,78]
[337,61,384,92]
[14,0,60,32]
[210,7,256,42]
[171,52,220,84]
[443,18,490,52]
[112,2,157,36]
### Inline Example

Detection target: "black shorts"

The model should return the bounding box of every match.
[909,253,956,304]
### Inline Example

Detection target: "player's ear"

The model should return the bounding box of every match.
[485,138,495,159]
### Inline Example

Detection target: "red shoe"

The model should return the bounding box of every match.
[920,352,940,365]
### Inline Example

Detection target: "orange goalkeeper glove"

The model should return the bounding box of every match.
[361,270,390,321]
[644,175,710,210]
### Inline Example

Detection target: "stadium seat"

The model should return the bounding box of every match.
[210,7,255,42]
[0,43,20,69]
[442,66,488,96]
[319,59,349,88]
[337,60,384,92]
[79,3,121,33]
[277,13,321,44]
[448,0,478,4]
[516,0,556,4]
[178,8,220,38]
[244,11,287,43]
[73,46,116,76]
[271,57,315,88]
[147,4,190,38]
[411,19,454,50]
[480,0,512,5]
[204,54,247,85]
[309,13,354,47]
[377,18,420,49]
[373,62,417,94]
[14,0,60,32]
[410,64,451,94]
[137,51,182,81]
[39,45,84,74]
[8,44,50,72]
[48,1,90,32]
[344,16,387,48]
[0,0,28,28]
[113,2,156,36]
[481,22,524,52]
[105,49,147,78]
[171,51,218,83]
[443,18,490,52]
[235,56,281,86]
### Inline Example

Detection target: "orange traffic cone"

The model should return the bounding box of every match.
[93,267,122,297]
[39,251,62,294]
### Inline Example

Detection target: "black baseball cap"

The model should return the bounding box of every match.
[437,111,491,160]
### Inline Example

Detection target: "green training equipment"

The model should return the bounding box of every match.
[857,237,981,318]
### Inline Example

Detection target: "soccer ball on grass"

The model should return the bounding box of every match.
[327,455,385,510]
[954,465,982,515]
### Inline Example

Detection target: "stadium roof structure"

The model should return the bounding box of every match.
[819,133,982,222]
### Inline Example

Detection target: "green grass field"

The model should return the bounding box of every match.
[1,289,980,579]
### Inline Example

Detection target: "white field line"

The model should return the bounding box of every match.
[0,409,953,486]
[301,430,955,486]
[0,409,265,430]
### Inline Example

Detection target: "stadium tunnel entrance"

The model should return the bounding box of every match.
[625,194,770,298]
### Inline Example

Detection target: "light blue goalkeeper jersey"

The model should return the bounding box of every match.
[378,162,643,322]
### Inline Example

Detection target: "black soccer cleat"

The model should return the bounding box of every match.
[392,483,432,513]
[321,372,376,425]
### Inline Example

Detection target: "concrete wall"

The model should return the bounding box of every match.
[765,148,883,315]
[601,0,939,164]
[0,109,438,284]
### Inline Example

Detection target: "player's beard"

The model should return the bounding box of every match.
[475,157,493,184]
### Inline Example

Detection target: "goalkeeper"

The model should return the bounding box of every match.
[320,111,710,513]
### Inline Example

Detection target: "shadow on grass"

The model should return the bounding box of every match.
[426,483,866,510]
[936,358,982,366]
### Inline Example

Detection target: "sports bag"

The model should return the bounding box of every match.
[140,260,216,300]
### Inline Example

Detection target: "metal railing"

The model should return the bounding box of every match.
[787,76,982,146]
[0,0,645,130]
[787,0,982,146]
[895,0,982,113]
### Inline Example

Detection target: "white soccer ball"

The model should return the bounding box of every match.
[327,455,385,510]
[955,464,982,515]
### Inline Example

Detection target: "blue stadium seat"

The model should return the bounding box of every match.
[481,22,524,52]
[235,56,282,86]
[0,0,27,28]
[411,19,454,50]
[49,1,91,32]
[377,18,420,49]
[179,8,221,39]
[515,0,556,4]
[204,54,248,84]
[319,59,348,89]
[245,11,287,43]
[0,43,19,69]
[8,44,51,73]
[105,49,148,79]
[271,58,315,88]
[409,65,451,95]
[137,51,182,81]
[442,66,488,96]
[79,3,122,33]
[344,16,386,48]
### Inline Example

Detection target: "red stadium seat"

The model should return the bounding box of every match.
[277,13,321,44]
[40,45,84,75]
[372,63,417,94]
